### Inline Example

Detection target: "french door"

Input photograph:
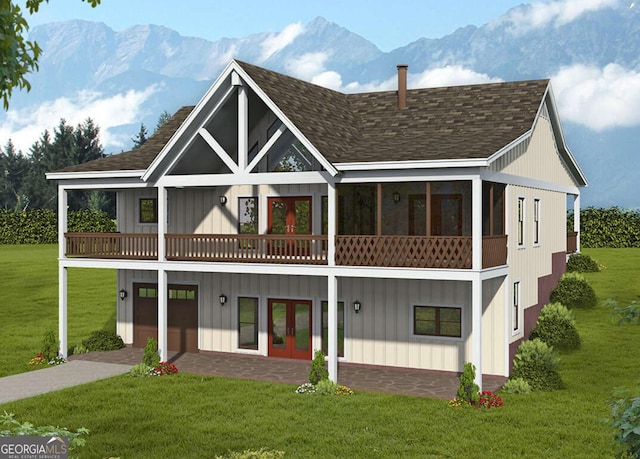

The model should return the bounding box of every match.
[268,299,312,359]
[267,196,312,256]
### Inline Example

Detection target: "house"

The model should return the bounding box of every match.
[47,60,587,389]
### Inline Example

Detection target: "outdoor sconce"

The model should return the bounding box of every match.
[219,195,228,206]
[393,191,401,203]
[119,289,127,301]
[353,300,362,314]
[219,294,227,305]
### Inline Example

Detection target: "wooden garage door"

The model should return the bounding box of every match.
[133,283,198,353]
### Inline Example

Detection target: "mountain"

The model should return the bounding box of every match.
[2,8,639,208]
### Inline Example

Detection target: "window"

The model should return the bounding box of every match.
[139,198,157,224]
[413,305,461,338]
[138,287,157,298]
[169,288,196,300]
[533,199,540,245]
[513,281,520,333]
[321,301,344,357]
[238,197,258,234]
[238,297,259,350]
[517,197,525,246]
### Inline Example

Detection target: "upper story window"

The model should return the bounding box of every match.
[513,281,521,333]
[517,197,525,246]
[533,198,541,245]
[139,198,157,224]
[238,197,258,234]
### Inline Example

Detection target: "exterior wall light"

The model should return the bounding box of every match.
[353,300,362,313]
[119,289,127,301]
[219,195,228,206]
[393,191,401,203]
[219,294,227,305]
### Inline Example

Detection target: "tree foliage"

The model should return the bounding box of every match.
[568,207,640,248]
[0,0,100,109]
[131,123,148,149]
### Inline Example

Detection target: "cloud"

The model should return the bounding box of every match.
[551,63,640,130]
[495,0,621,34]
[0,85,160,153]
[285,52,330,80]
[410,66,503,88]
[259,23,304,62]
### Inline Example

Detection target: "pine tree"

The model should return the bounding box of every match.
[131,123,148,149]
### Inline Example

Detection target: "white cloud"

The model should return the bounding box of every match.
[551,63,640,130]
[495,0,621,34]
[410,66,503,88]
[285,52,330,80]
[259,23,304,62]
[0,85,160,153]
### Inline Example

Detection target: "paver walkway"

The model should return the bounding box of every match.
[71,348,506,399]
[0,360,133,404]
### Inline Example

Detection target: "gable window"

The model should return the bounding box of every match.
[513,281,521,333]
[139,198,157,224]
[238,297,259,350]
[412,305,462,338]
[321,300,345,357]
[533,198,540,245]
[517,197,525,246]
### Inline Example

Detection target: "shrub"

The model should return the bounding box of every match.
[129,363,155,377]
[457,362,480,405]
[0,412,89,450]
[476,391,504,409]
[550,272,597,309]
[215,448,285,459]
[308,349,328,385]
[568,206,640,248]
[295,383,316,394]
[511,339,564,391]
[154,361,178,376]
[609,299,640,326]
[82,330,124,352]
[68,344,89,356]
[41,330,58,361]
[501,377,532,394]
[606,390,640,458]
[67,209,116,233]
[566,252,600,272]
[529,302,581,351]
[315,379,338,396]
[142,337,161,367]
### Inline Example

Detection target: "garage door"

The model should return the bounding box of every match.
[133,283,198,353]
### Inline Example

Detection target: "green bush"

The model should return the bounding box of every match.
[550,272,597,309]
[82,330,124,352]
[568,207,640,248]
[142,337,160,367]
[501,377,532,394]
[67,209,116,233]
[0,412,88,450]
[308,349,328,385]
[529,302,581,351]
[315,379,338,396]
[606,390,640,458]
[215,449,285,459]
[511,339,564,391]
[566,252,600,273]
[129,363,154,377]
[457,362,480,405]
[67,344,89,356]
[41,330,58,361]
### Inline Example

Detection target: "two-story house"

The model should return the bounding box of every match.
[47,60,586,389]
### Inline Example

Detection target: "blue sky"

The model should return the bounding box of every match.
[29,0,527,51]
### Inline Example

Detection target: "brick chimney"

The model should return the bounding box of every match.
[397,64,408,109]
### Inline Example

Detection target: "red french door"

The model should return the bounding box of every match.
[268,299,312,359]
[267,196,312,256]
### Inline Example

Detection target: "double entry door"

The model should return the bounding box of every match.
[267,196,312,256]
[268,299,312,359]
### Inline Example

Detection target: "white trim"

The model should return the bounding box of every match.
[532,197,541,247]
[480,169,580,195]
[156,171,332,187]
[485,130,533,165]
[59,266,68,358]
[409,303,464,342]
[198,128,240,174]
[335,158,488,171]
[336,168,482,184]
[512,279,522,336]
[234,295,261,354]
[503,275,511,377]
[471,275,483,391]
[238,84,248,170]
[517,196,526,248]
[47,177,150,190]
[46,170,145,181]
[245,124,286,173]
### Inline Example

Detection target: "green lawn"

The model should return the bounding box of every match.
[0,246,638,457]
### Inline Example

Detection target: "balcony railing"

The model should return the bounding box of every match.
[65,233,508,269]
[567,231,578,253]
[165,234,328,264]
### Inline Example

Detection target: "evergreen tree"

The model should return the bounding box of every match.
[155,111,171,132]
[0,140,30,211]
[131,123,148,149]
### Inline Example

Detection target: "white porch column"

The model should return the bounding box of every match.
[58,186,67,259]
[573,194,581,253]
[157,186,167,261]
[237,82,248,170]
[472,177,483,271]
[327,181,336,266]
[158,268,168,362]
[472,276,483,391]
[327,274,338,382]
[59,266,68,358]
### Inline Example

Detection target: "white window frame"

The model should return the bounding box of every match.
[234,295,261,355]
[320,299,346,359]
[410,303,464,342]
[517,196,526,248]
[533,198,541,246]
[512,280,521,335]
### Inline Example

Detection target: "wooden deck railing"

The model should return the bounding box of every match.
[65,233,508,269]
[165,234,328,264]
[567,231,578,253]
[65,233,158,259]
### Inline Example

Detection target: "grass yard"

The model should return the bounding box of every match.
[0,246,639,457]
[0,244,116,377]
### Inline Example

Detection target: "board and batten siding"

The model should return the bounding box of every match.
[117,184,326,235]
[117,271,507,375]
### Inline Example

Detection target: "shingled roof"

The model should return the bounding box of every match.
[55,60,550,174]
